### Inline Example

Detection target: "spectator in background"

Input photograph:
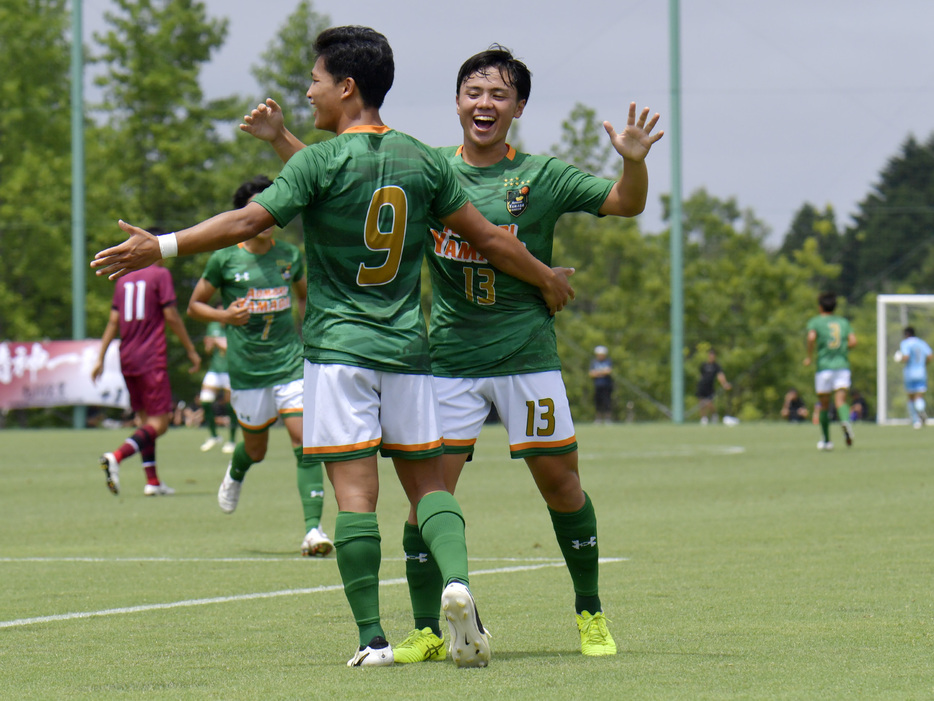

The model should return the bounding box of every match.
[696,349,731,424]
[849,389,871,422]
[589,345,614,423]
[781,388,810,422]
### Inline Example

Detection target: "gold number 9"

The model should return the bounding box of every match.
[357,186,408,286]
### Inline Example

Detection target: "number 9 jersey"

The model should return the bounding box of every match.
[253,127,468,375]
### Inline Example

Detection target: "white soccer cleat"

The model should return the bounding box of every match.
[217,465,242,514]
[301,527,334,557]
[99,453,120,495]
[200,436,223,452]
[817,441,834,451]
[347,636,394,667]
[221,441,236,454]
[143,482,175,496]
[442,582,491,668]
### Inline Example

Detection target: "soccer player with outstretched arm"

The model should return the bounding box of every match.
[93,26,573,669]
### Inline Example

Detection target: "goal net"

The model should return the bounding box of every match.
[876,294,934,424]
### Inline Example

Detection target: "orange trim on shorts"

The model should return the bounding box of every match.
[239,416,279,432]
[381,438,444,453]
[509,435,578,453]
[442,438,477,448]
[279,408,303,418]
[304,437,383,456]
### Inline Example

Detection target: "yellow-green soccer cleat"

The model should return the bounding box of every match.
[392,627,447,663]
[576,611,617,656]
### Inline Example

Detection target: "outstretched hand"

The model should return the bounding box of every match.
[239,98,286,143]
[603,102,664,163]
[90,221,161,280]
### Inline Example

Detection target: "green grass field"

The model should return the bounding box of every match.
[2,421,932,699]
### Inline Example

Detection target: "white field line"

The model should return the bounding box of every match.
[0,556,617,564]
[0,557,627,629]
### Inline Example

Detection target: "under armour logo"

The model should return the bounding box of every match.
[308,490,325,498]
[571,536,597,550]
[404,552,429,563]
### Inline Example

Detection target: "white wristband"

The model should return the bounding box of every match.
[157,232,178,259]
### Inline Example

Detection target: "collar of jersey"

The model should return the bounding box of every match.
[238,240,276,250]
[454,143,517,161]
[344,125,391,134]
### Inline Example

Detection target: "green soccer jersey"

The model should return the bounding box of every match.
[427,146,614,378]
[205,320,228,374]
[807,313,853,372]
[253,127,468,374]
[201,240,304,389]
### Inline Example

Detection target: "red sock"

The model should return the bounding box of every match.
[143,465,159,485]
[113,425,157,463]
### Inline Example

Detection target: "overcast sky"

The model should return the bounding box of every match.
[84,0,934,244]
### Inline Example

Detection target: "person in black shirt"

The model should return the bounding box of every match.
[696,349,731,424]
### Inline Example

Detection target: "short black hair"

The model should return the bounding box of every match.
[233,175,273,209]
[905,326,916,337]
[314,26,394,109]
[456,44,531,103]
[818,291,837,313]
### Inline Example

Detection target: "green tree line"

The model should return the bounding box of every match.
[2,0,932,426]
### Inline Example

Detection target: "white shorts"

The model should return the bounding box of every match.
[200,371,230,402]
[230,378,303,432]
[434,371,578,459]
[303,361,443,462]
[814,369,851,395]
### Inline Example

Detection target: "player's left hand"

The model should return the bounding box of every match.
[186,349,202,375]
[91,221,161,280]
[239,98,285,143]
[604,102,664,163]
[543,267,576,315]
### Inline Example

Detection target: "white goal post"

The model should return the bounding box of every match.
[876,294,934,424]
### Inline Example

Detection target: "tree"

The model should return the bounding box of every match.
[841,134,934,301]
[550,104,615,177]
[779,203,841,268]
[0,0,74,341]
[250,0,331,142]
[87,0,236,402]
[231,0,334,220]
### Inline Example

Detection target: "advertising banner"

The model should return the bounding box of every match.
[0,340,130,410]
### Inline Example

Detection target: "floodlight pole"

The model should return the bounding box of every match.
[71,0,87,430]
[669,0,685,423]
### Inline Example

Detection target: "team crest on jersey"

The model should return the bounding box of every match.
[278,262,292,281]
[506,184,530,217]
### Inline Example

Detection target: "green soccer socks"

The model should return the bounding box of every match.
[334,511,384,646]
[295,448,324,531]
[403,521,443,636]
[549,492,602,616]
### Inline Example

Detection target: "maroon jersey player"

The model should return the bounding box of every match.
[91,260,201,496]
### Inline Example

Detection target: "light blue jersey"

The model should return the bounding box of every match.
[899,335,932,387]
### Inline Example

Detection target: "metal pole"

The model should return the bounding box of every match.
[669,0,684,423]
[71,0,87,429]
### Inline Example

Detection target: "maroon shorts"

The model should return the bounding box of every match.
[124,369,173,416]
